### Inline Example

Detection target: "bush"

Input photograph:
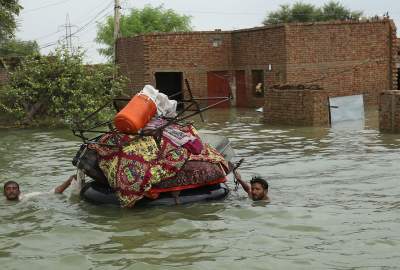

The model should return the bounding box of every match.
[0,47,127,127]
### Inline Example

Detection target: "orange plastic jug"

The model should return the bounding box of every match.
[114,93,157,133]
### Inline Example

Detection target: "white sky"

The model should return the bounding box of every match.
[16,0,400,63]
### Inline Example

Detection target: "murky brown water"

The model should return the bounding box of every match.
[1,108,400,269]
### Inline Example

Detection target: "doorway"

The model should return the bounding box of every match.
[207,71,230,108]
[251,70,264,97]
[155,72,183,102]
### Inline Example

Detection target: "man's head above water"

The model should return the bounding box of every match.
[232,166,270,202]
[3,181,20,201]
[249,176,269,201]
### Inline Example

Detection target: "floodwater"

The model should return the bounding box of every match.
[1,108,399,270]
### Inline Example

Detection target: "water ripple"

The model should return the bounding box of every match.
[1,109,400,269]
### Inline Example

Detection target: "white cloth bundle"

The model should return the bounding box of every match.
[141,85,177,118]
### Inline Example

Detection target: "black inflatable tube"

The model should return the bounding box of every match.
[80,181,230,207]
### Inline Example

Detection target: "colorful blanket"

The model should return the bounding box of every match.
[89,124,227,207]
[152,161,225,189]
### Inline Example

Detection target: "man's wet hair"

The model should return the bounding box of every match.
[3,181,19,193]
[250,177,268,190]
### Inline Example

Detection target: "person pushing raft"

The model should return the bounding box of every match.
[232,159,270,202]
[73,85,232,208]
[3,175,76,201]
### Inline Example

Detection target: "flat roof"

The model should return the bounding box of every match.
[118,18,393,40]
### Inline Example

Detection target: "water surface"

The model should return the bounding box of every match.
[1,108,399,269]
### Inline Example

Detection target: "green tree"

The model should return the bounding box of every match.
[0,39,40,58]
[321,1,362,21]
[0,0,22,40]
[0,47,126,126]
[96,5,192,59]
[263,1,363,25]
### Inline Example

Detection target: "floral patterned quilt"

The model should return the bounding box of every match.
[89,124,227,207]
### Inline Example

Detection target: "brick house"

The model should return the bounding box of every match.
[116,19,398,108]
[397,38,400,88]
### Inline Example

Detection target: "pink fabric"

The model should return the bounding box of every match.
[183,139,203,154]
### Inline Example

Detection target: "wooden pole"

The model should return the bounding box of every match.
[113,0,121,64]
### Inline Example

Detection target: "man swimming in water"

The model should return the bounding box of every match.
[233,169,270,202]
[3,175,76,201]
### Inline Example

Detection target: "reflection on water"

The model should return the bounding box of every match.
[1,108,400,269]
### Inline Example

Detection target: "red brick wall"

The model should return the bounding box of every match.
[396,37,400,91]
[116,19,396,109]
[379,90,400,132]
[390,23,398,90]
[232,26,286,107]
[116,37,146,93]
[397,37,400,65]
[143,32,233,98]
[285,20,396,105]
[264,89,330,126]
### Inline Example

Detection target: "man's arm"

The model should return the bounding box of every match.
[233,169,251,195]
[54,175,76,194]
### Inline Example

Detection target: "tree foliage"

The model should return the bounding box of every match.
[96,5,192,59]
[0,39,40,58]
[0,0,22,40]
[263,1,363,25]
[0,47,126,127]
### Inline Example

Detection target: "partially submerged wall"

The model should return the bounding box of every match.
[264,88,330,126]
[117,31,233,98]
[232,26,286,107]
[116,19,397,110]
[144,31,232,98]
[379,90,400,132]
[285,20,396,105]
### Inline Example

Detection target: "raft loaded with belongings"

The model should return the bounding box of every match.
[71,83,234,208]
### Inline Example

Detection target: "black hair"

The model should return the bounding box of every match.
[250,177,268,190]
[3,181,19,193]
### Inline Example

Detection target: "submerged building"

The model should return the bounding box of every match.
[116,19,398,108]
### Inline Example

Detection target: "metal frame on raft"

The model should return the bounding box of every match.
[71,79,232,146]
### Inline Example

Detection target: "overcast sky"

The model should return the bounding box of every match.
[16,0,400,63]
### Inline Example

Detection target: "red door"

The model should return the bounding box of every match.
[235,70,247,107]
[207,71,230,108]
